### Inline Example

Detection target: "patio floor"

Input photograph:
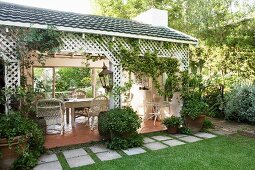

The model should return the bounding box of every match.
[44,117,165,149]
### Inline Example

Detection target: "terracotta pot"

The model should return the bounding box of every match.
[185,115,206,132]
[167,126,178,134]
[0,136,27,170]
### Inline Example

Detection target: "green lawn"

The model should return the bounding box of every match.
[58,135,255,170]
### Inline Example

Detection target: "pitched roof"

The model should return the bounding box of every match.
[0,2,198,44]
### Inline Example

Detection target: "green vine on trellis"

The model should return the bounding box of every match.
[15,26,63,86]
[114,38,180,97]
[16,26,63,69]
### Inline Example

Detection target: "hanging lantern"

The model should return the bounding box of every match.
[98,63,113,93]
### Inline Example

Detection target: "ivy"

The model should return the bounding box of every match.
[116,39,180,96]
[17,26,63,70]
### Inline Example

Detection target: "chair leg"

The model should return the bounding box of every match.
[153,115,157,126]
[90,116,94,130]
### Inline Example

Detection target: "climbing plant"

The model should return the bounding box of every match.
[16,27,62,67]
[15,26,63,86]
[117,39,180,96]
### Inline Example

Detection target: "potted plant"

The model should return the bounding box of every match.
[181,93,208,132]
[98,107,143,150]
[0,112,44,169]
[162,116,182,134]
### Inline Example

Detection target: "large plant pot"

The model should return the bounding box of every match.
[0,136,27,170]
[166,126,178,134]
[185,115,206,132]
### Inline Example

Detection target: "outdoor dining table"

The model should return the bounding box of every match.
[64,98,93,127]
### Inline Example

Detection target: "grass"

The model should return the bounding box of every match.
[59,134,255,170]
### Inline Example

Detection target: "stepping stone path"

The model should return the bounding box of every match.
[34,161,62,170]
[171,134,188,138]
[89,144,111,153]
[151,135,172,141]
[63,148,87,158]
[144,141,168,150]
[162,139,185,146]
[194,132,216,139]
[144,137,156,143]
[34,133,217,169]
[63,148,94,168]
[209,129,234,135]
[66,155,94,168]
[34,154,62,170]
[178,135,202,143]
[96,151,122,161]
[122,147,146,155]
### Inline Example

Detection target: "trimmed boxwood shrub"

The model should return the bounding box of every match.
[98,107,143,150]
[225,85,255,124]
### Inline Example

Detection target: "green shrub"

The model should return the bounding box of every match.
[202,119,214,129]
[181,93,209,119]
[107,133,143,150]
[0,112,44,169]
[98,111,110,137]
[98,107,143,150]
[179,126,192,135]
[162,116,182,127]
[225,85,255,124]
[203,85,224,118]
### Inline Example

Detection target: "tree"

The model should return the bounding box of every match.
[55,67,91,91]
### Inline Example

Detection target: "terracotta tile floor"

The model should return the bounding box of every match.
[44,117,165,149]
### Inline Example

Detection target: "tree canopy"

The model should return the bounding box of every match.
[96,0,255,84]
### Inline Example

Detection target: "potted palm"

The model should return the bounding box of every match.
[162,116,182,134]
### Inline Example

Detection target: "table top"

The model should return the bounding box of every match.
[64,98,93,108]
[64,98,94,103]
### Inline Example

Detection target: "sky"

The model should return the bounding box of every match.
[0,0,94,14]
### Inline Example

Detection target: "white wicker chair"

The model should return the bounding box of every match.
[145,96,163,126]
[88,95,109,130]
[36,98,65,135]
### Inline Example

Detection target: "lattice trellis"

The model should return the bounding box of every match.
[0,27,20,90]
[0,27,189,108]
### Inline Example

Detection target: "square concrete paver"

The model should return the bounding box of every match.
[122,147,146,155]
[171,134,188,138]
[37,154,58,164]
[144,142,168,150]
[194,132,216,139]
[34,161,62,170]
[66,155,94,168]
[63,148,87,159]
[179,136,202,143]
[89,144,111,153]
[210,130,234,135]
[144,137,156,143]
[162,139,186,146]
[96,151,122,161]
[151,135,172,141]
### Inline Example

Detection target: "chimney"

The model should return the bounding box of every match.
[133,8,168,27]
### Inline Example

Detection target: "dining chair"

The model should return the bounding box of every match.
[73,90,90,124]
[88,95,109,130]
[36,98,65,135]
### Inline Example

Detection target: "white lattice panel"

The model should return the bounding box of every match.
[0,26,189,108]
[0,27,20,91]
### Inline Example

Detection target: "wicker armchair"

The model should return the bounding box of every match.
[36,98,65,135]
[75,90,86,99]
[88,95,109,130]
